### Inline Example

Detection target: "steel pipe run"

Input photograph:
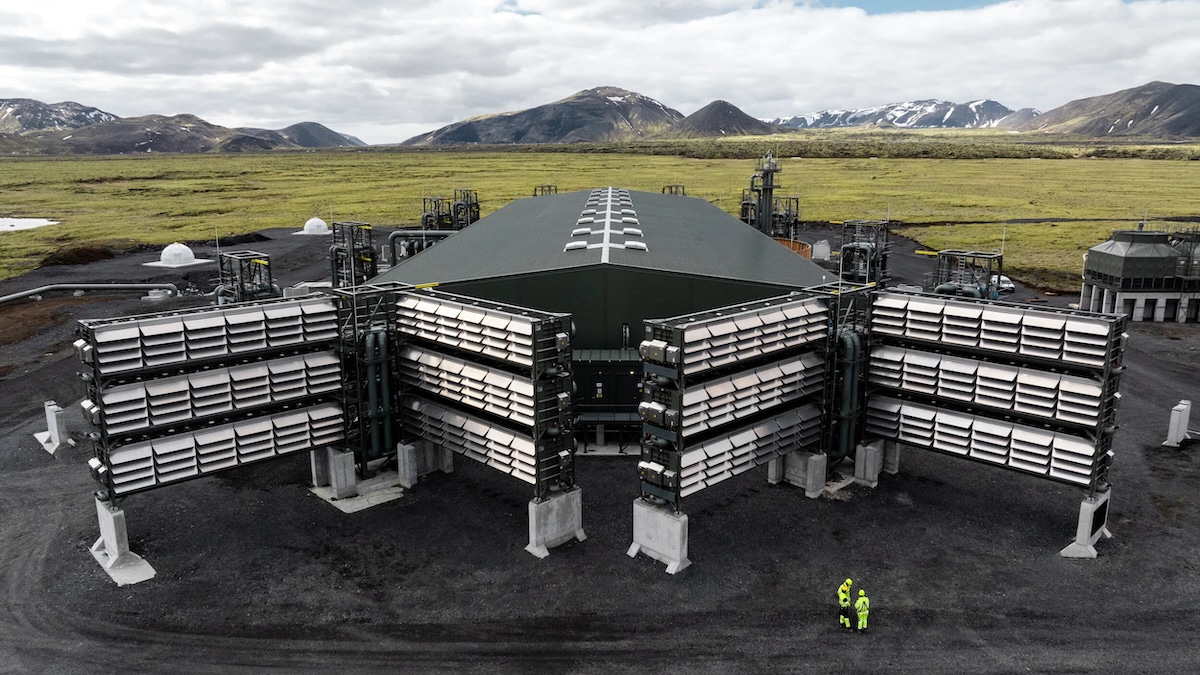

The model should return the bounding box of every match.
[387,230,453,266]
[378,331,394,454]
[831,331,862,462]
[0,283,179,308]
[365,332,382,461]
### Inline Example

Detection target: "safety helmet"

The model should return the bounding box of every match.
[845,578,852,585]
[859,590,865,596]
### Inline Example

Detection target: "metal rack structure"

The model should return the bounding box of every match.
[76,296,343,500]
[838,221,893,286]
[865,290,1127,494]
[452,189,481,229]
[927,249,1003,298]
[396,288,576,499]
[331,283,404,473]
[216,250,279,304]
[331,221,378,288]
[637,293,830,510]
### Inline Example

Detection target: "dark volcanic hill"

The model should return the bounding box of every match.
[1016,81,1200,136]
[0,97,363,154]
[770,99,1019,129]
[661,100,781,138]
[240,121,366,148]
[402,86,683,146]
[994,107,1041,128]
[0,98,117,134]
[33,114,294,154]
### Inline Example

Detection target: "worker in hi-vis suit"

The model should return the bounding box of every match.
[838,578,853,629]
[855,589,870,633]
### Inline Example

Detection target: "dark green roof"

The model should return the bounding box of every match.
[374,188,831,288]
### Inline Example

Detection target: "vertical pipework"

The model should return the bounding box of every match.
[833,331,862,461]
[378,331,394,454]
[365,332,381,460]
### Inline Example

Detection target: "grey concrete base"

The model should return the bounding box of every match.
[768,452,827,498]
[525,488,587,558]
[1061,488,1114,559]
[397,442,454,488]
[310,447,330,487]
[310,470,404,514]
[627,498,691,574]
[34,400,74,455]
[1163,400,1195,447]
[90,498,155,586]
[883,440,901,475]
[854,440,885,488]
[328,448,357,500]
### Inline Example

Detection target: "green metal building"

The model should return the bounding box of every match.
[373,187,832,439]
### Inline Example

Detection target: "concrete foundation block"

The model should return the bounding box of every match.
[1061,488,1114,559]
[627,498,691,574]
[774,452,828,498]
[327,448,358,500]
[310,448,330,487]
[525,488,587,559]
[767,456,784,485]
[1163,400,1195,448]
[422,441,454,475]
[34,400,74,455]
[90,498,155,586]
[854,440,885,488]
[883,440,901,475]
[396,443,420,489]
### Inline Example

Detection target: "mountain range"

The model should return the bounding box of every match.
[767,99,1031,129]
[0,98,365,155]
[403,82,1200,146]
[2,81,1197,155]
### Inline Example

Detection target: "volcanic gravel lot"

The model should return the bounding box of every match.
[1,228,1199,673]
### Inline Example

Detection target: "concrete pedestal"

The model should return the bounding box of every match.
[767,452,827,498]
[310,447,330,487]
[627,498,691,574]
[89,498,156,586]
[854,440,885,488]
[883,440,901,475]
[34,400,74,455]
[397,442,454,488]
[328,448,357,500]
[1061,488,1114,559]
[525,488,587,558]
[1163,400,1195,447]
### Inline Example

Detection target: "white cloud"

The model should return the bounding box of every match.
[1,0,1198,143]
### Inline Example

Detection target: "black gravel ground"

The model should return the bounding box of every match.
[1,228,1198,673]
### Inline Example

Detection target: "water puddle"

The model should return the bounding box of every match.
[0,218,59,231]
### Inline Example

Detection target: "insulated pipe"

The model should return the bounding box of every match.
[387,229,453,266]
[365,332,382,460]
[379,330,394,454]
[831,331,862,462]
[329,245,340,287]
[0,283,178,308]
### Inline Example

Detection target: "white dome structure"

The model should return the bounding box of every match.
[143,242,211,268]
[161,243,196,265]
[294,217,331,235]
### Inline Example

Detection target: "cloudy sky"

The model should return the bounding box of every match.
[2,0,1198,144]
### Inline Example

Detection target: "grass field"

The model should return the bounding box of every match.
[1,145,1198,289]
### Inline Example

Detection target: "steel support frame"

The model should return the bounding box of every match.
[331,282,405,475]
[331,221,378,288]
[76,296,342,500]
[637,292,833,511]
[217,250,278,304]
